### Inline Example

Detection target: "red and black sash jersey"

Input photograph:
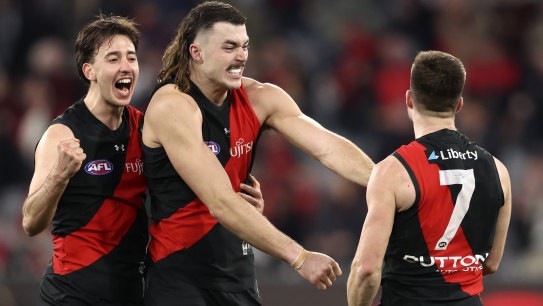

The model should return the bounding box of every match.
[143,83,262,291]
[45,99,147,302]
[381,129,504,305]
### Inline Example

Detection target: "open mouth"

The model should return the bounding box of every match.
[115,78,132,96]
[227,66,243,76]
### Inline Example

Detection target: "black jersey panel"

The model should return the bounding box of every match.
[49,209,147,303]
[382,129,502,303]
[144,82,262,292]
[42,101,147,303]
[148,224,256,292]
[417,130,503,257]
[50,100,133,236]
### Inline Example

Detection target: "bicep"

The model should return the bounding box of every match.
[493,158,512,246]
[262,89,332,158]
[27,124,73,195]
[354,160,398,263]
[146,95,236,209]
[484,158,511,273]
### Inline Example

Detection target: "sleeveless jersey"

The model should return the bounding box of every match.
[44,99,147,303]
[143,83,262,291]
[381,129,504,305]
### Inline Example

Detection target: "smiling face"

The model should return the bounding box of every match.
[190,22,249,91]
[83,34,139,107]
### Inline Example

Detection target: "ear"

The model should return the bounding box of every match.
[406,90,414,109]
[82,63,96,81]
[455,97,463,113]
[189,43,202,62]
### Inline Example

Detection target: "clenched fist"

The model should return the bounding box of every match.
[54,138,86,179]
[295,250,343,290]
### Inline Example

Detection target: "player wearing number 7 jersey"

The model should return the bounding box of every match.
[347,50,511,306]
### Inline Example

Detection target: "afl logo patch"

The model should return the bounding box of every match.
[205,141,221,155]
[84,160,113,175]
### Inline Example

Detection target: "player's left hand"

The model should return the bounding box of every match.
[239,174,264,214]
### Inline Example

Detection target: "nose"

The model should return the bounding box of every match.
[236,47,248,62]
[120,57,135,72]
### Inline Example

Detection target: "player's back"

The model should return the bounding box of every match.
[382,128,503,305]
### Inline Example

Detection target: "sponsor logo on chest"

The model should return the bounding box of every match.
[85,160,113,175]
[205,138,254,158]
[84,157,143,176]
[205,141,221,155]
[230,138,253,158]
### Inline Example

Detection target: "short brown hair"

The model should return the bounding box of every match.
[74,14,139,83]
[410,50,466,114]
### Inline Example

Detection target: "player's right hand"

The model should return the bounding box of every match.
[54,138,86,179]
[296,251,342,290]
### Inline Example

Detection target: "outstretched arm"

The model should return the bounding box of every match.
[249,81,374,187]
[143,85,341,289]
[22,124,86,236]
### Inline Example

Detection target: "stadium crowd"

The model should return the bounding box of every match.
[1,0,542,304]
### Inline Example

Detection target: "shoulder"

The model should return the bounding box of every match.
[242,77,288,101]
[369,154,415,211]
[145,84,200,120]
[493,156,511,195]
[241,77,299,123]
[372,155,406,181]
[492,156,509,177]
[36,123,74,153]
[42,124,75,142]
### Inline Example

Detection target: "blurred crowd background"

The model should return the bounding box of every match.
[1,0,543,305]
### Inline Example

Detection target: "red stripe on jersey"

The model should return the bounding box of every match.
[52,107,146,274]
[148,199,218,263]
[148,85,261,263]
[225,86,261,191]
[398,141,483,295]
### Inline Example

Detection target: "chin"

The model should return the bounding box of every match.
[225,80,242,90]
[110,97,132,107]
[226,80,241,89]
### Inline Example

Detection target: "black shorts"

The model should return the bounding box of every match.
[144,278,261,306]
[380,293,483,306]
[40,272,144,306]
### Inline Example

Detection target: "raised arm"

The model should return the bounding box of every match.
[22,125,86,236]
[247,80,374,187]
[142,85,341,289]
[484,157,512,275]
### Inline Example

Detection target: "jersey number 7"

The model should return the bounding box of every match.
[435,169,475,251]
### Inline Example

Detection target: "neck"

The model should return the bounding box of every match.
[412,114,456,139]
[84,88,123,130]
[189,75,228,106]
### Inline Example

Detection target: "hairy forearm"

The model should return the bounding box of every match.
[22,174,69,236]
[320,135,374,187]
[347,265,381,306]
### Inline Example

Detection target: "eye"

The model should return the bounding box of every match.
[108,57,119,63]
